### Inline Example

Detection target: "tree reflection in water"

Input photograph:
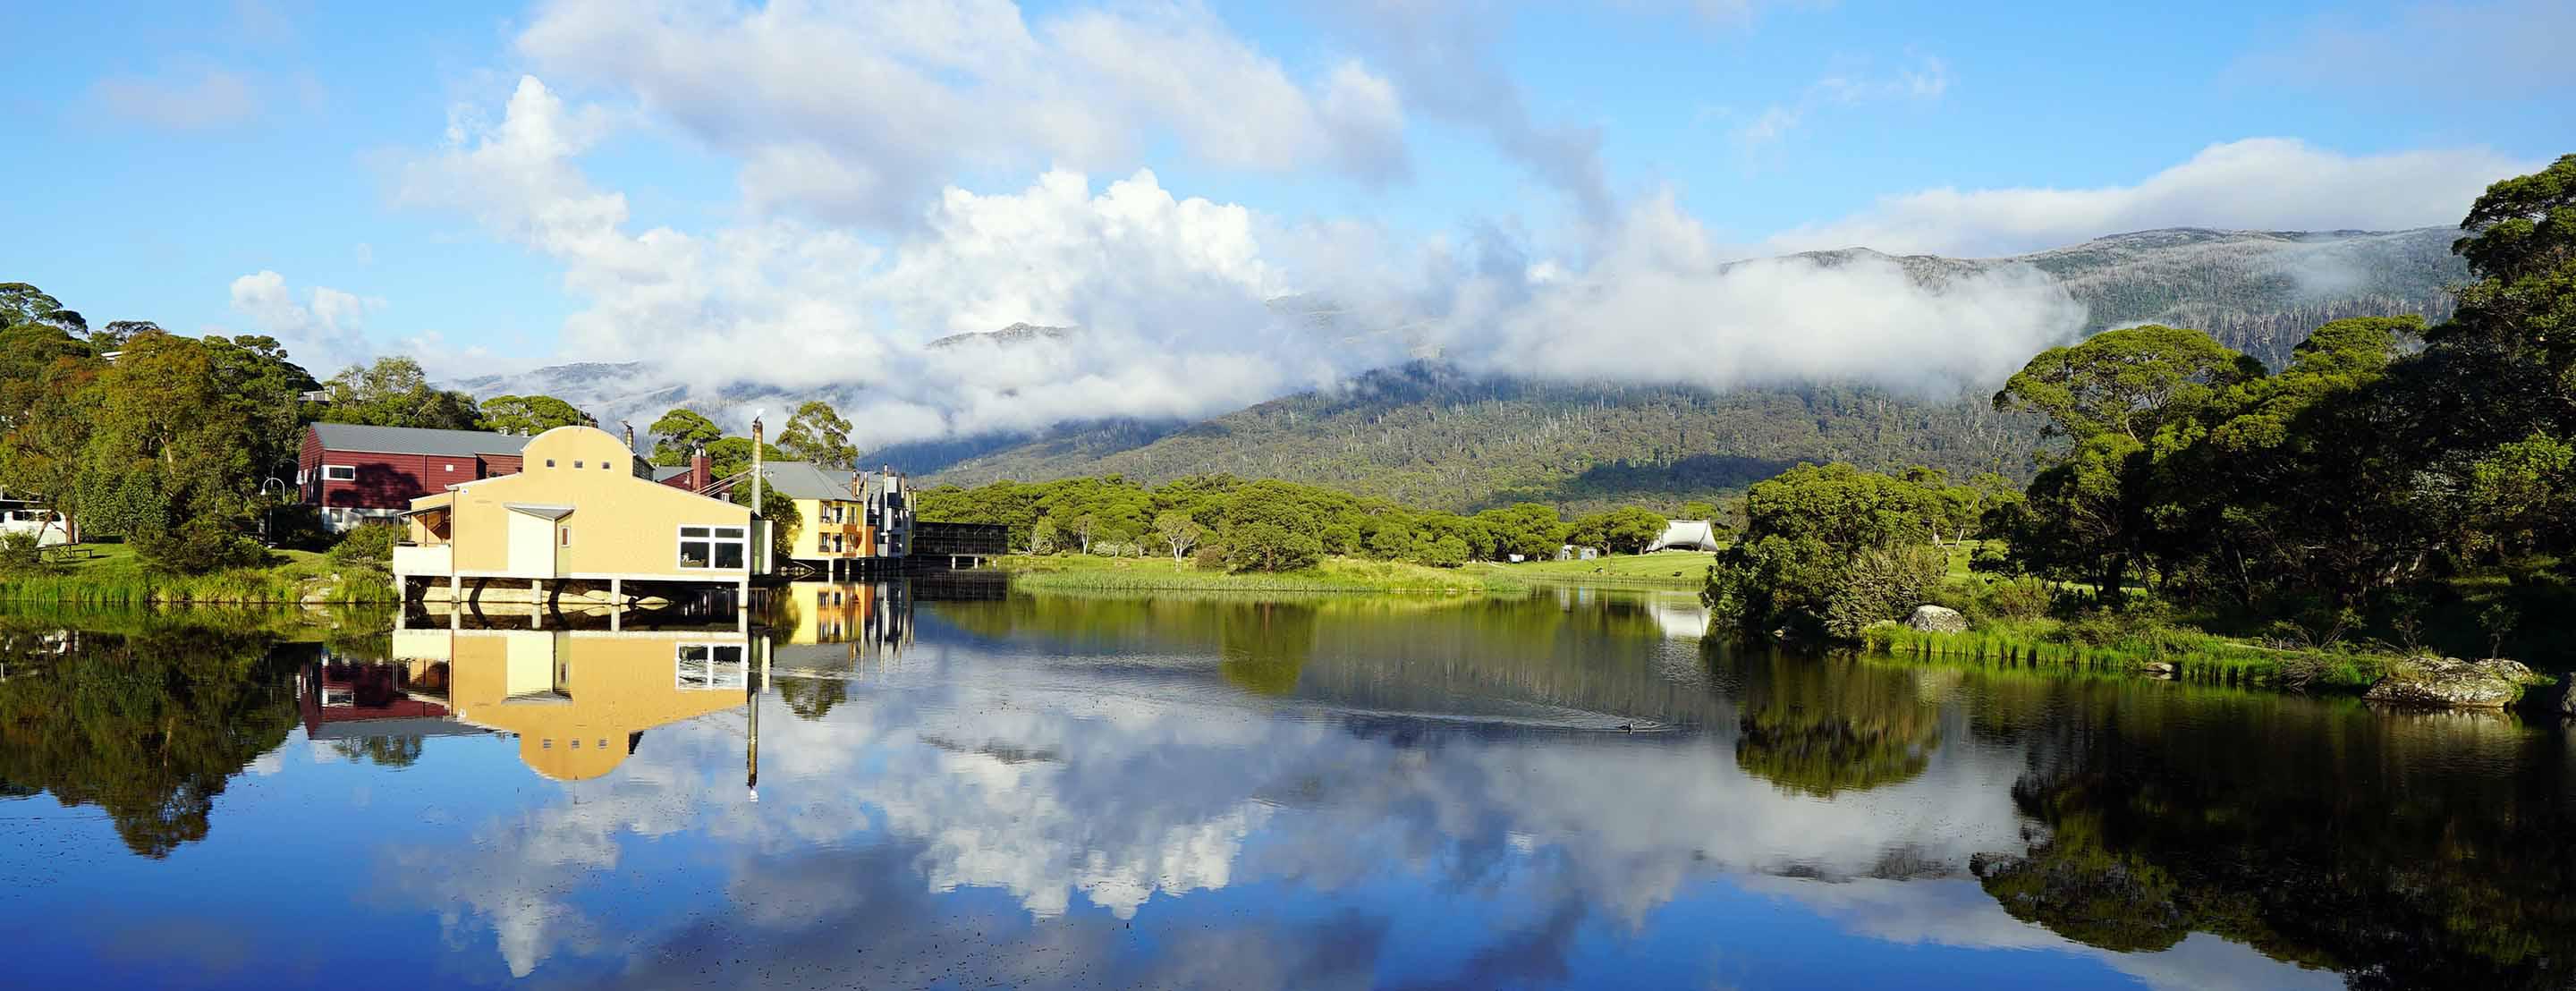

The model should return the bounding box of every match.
[1727,650,1943,797]
[0,621,296,858]
[1966,674,2576,987]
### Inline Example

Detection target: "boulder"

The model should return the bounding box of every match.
[2363,656,2544,709]
[1902,605,1970,634]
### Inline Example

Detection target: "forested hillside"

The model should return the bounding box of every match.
[926,363,2041,512]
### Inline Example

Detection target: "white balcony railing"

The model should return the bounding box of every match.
[392,543,453,576]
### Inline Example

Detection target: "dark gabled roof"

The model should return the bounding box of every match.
[757,462,856,502]
[651,464,691,482]
[309,422,532,458]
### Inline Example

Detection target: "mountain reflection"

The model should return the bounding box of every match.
[0,588,2569,988]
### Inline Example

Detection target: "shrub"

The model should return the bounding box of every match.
[1821,544,1945,639]
[328,523,400,572]
[133,520,270,575]
[0,532,58,576]
[1980,577,2052,620]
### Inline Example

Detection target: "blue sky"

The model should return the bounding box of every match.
[2,0,2567,429]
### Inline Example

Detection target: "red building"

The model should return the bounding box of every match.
[300,422,716,531]
[300,423,532,531]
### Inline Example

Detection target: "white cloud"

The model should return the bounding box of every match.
[1770,139,2537,257]
[401,76,1371,445]
[90,67,261,131]
[226,270,386,371]
[1322,0,1614,223]
[1443,192,2087,393]
[1733,52,1952,148]
[512,0,1408,228]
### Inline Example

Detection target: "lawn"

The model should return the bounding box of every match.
[1479,550,1717,589]
[991,554,1526,595]
[0,540,388,606]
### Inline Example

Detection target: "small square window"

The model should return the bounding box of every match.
[546,459,555,468]
[445,463,455,472]
[574,461,585,469]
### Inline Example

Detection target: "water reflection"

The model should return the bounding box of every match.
[0,588,2567,988]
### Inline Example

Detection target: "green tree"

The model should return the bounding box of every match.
[1704,462,1941,639]
[705,436,784,482]
[1568,506,1667,555]
[1995,325,2266,445]
[731,482,798,562]
[1224,521,1322,572]
[0,282,85,335]
[1992,325,2262,597]
[479,394,592,436]
[777,401,858,470]
[1154,511,1204,563]
[648,408,724,465]
[315,357,480,430]
[1473,503,1569,561]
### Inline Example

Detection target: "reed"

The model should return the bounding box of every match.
[1864,619,2392,690]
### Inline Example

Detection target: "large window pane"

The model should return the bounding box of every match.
[680,540,712,568]
[713,543,744,570]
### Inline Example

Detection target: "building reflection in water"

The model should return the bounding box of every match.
[292,583,928,782]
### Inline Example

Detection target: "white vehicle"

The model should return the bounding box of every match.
[0,498,72,546]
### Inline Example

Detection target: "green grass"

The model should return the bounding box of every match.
[0,542,397,606]
[1864,615,2396,691]
[1476,550,1716,588]
[993,554,1527,595]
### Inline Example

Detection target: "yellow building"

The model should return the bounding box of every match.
[390,625,761,781]
[395,425,766,599]
[733,462,914,580]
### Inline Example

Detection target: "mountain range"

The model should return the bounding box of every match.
[452,225,2467,511]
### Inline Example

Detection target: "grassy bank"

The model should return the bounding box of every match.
[1476,551,1716,588]
[1864,615,2398,691]
[993,554,1529,595]
[0,543,396,606]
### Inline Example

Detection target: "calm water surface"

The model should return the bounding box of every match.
[1,584,2570,989]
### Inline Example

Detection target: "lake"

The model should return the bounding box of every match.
[1,582,2570,989]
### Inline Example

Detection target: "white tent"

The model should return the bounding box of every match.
[1645,520,1722,553]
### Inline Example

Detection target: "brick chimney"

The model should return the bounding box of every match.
[690,445,712,492]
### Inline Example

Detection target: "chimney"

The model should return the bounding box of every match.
[620,420,635,453]
[691,444,711,492]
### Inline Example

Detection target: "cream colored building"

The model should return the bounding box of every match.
[394,425,766,599]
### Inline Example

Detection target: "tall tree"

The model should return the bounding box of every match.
[648,408,724,465]
[0,283,84,335]
[1992,325,2263,597]
[314,357,479,430]
[479,394,592,436]
[776,401,858,470]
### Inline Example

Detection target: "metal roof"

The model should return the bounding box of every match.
[757,462,856,501]
[651,464,691,482]
[309,422,532,458]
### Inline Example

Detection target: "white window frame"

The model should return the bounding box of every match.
[676,524,750,571]
[675,642,748,690]
[323,464,357,481]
